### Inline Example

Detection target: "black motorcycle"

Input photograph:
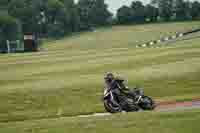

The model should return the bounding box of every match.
[103,80,156,113]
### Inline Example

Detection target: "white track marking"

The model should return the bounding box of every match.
[179,33,183,37]
[164,37,169,41]
[172,35,177,39]
[78,113,111,118]
[138,32,188,48]
[142,44,147,47]
[150,42,154,45]
[157,40,161,43]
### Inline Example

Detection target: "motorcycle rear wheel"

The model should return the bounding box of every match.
[139,96,156,110]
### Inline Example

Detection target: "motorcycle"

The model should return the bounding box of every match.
[103,81,156,113]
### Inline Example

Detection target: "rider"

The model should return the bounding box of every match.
[104,72,129,108]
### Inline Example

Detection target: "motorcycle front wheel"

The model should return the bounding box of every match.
[104,99,122,113]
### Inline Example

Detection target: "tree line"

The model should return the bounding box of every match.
[1,0,200,42]
[0,0,112,39]
[117,0,200,24]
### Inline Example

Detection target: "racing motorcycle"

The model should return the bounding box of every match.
[103,80,156,113]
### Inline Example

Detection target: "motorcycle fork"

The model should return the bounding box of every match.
[110,92,121,107]
[135,96,142,104]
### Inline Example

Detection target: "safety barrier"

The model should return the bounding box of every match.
[136,28,200,48]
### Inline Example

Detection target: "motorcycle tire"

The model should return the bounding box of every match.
[104,99,122,113]
[139,96,156,110]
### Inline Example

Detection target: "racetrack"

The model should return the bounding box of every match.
[156,99,200,112]
[77,99,200,118]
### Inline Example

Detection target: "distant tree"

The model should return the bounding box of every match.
[117,5,133,24]
[0,14,19,39]
[184,1,192,20]
[152,0,173,21]
[45,0,67,37]
[174,0,187,21]
[8,0,41,33]
[0,14,20,51]
[131,1,146,23]
[190,1,200,20]
[89,0,112,26]
[8,0,77,38]
[77,0,93,30]
[0,0,10,7]
[145,4,158,22]
[77,0,112,30]
[61,0,81,32]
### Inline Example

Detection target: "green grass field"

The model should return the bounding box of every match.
[1,21,200,132]
[43,21,200,51]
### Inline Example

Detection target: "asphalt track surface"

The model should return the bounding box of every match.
[78,99,200,118]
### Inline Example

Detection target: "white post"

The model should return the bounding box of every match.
[6,40,10,53]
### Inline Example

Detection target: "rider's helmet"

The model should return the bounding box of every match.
[104,72,114,83]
